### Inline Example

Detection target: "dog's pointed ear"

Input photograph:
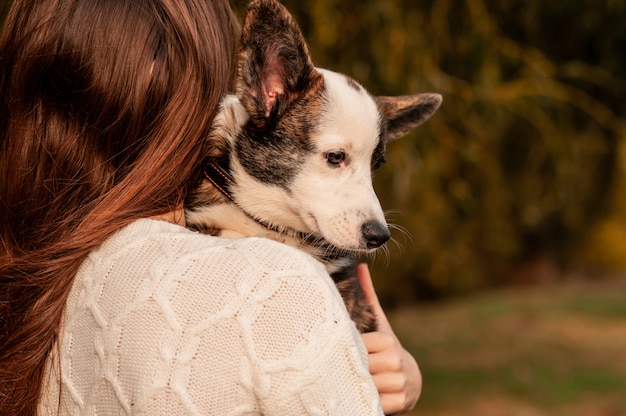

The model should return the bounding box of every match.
[375,93,442,141]
[236,0,321,127]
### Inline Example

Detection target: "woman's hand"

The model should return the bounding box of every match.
[357,264,421,415]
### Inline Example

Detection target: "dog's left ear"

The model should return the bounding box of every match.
[236,0,322,128]
[375,93,442,141]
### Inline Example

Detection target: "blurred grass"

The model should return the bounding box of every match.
[388,275,626,415]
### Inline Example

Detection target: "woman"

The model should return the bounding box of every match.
[0,0,419,414]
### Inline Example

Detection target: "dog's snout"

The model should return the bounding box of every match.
[361,221,390,249]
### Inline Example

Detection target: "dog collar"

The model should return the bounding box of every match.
[203,160,235,202]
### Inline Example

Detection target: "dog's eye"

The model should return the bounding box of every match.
[326,151,346,166]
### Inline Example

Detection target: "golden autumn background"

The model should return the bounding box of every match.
[2,0,626,414]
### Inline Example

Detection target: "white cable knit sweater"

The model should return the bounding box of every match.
[39,219,383,415]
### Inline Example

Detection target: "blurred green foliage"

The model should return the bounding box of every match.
[234,0,626,302]
[2,0,625,302]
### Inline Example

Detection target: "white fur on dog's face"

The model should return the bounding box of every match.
[230,69,388,251]
[293,69,386,250]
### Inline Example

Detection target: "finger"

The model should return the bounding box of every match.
[356,263,378,307]
[372,372,408,394]
[356,263,393,331]
[379,392,409,415]
[361,331,395,353]
[369,350,403,375]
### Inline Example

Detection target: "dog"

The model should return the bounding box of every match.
[185,0,441,333]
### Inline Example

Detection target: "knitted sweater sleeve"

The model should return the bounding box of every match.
[40,220,383,415]
[239,245,383,415]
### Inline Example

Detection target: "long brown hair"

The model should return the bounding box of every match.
[0,0,239,413]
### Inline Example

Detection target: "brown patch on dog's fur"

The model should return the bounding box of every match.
[333,265,377,333]
[186,219,222,235]
[345,75,363,93]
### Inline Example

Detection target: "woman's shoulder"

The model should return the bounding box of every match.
[73,217,355,367]
[100,218,323,272]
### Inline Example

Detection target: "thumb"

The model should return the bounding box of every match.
[356,263,394,334]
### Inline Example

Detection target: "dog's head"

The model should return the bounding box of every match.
[222,0,441,253]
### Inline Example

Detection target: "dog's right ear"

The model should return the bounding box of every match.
[236,0,322,128]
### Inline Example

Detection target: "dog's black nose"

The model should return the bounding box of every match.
[362,221,390,249]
